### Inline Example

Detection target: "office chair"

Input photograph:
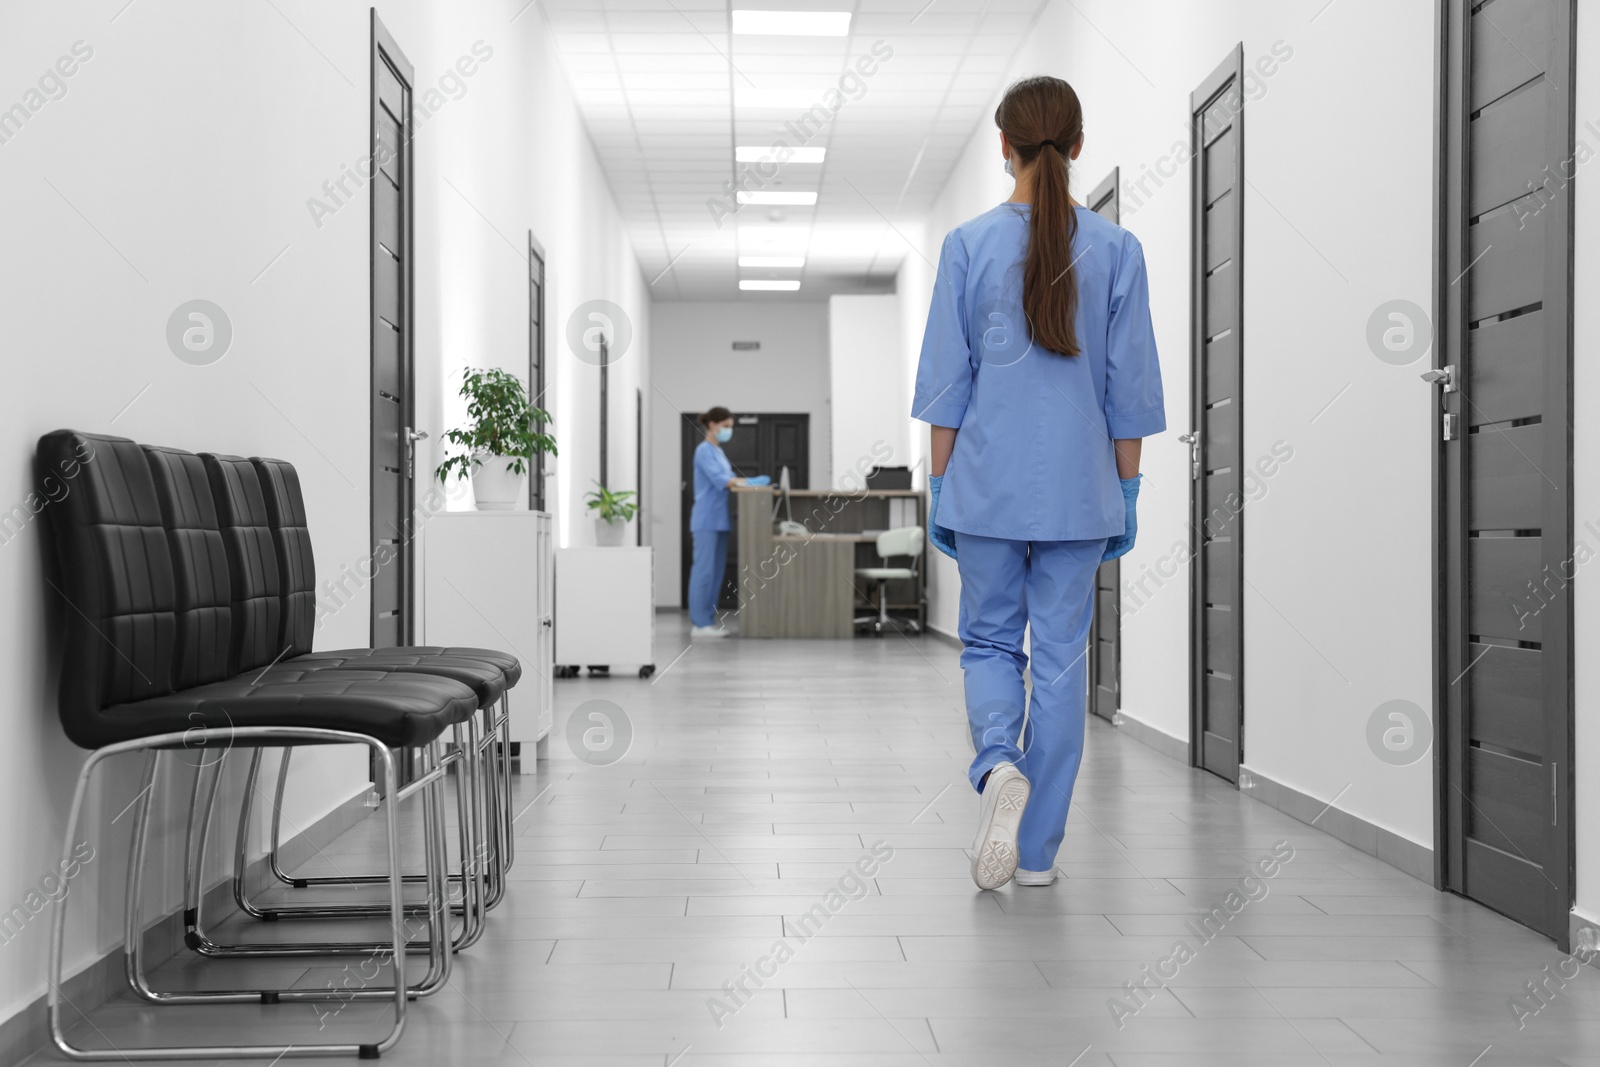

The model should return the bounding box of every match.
[854,526,924,635]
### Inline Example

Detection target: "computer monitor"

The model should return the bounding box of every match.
[866,465,912,490]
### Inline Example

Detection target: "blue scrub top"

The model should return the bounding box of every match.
[911,203,1166,541]
[690,439,736,532]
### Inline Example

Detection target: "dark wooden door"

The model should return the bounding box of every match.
[1437,0,1575,944]
[1188,47,1245,782]
[1087,168,1122,723]
[528,233,547,512]
[679,413,809,610]
[370,13,414,648]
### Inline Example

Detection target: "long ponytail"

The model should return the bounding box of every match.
[995,76,1084,357]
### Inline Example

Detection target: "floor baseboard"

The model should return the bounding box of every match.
[1103,710,1188,763]
[1238,764,1433,885]
[1102,710,1433,887]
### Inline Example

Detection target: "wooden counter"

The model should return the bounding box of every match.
[731,485,926,638]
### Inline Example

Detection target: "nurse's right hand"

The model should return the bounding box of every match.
[927,475,958,560]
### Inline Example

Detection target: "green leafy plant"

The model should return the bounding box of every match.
[585,482,638,524]
[434,367,556,483]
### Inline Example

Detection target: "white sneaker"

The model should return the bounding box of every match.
[970,763,1030,890]
[1014,867,1057,887]
[690,625,728,639]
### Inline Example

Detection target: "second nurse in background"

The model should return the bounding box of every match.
[688,406,768,638]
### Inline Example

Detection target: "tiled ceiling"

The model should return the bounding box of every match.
[540,0,1051,300]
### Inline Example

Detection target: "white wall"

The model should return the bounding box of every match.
[0,0,642,1024]
[648,300,832,607]
[828,294,909,488]
[899,0,1437,850]
[1571,0,1600,925]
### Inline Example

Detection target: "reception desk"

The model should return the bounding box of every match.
[732,485,927,638]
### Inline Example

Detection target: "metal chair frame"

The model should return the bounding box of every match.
[48,725,443,1061]
[261,698,515,910]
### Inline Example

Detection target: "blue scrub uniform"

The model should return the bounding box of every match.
[689,440,736,628]
[912,203,1165,872]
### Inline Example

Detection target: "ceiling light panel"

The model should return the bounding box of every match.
[736,191,818,206]
[735,146,825,163]
[739,256,806,268]
[731,10,852,36]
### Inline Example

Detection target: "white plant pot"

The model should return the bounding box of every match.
[594,517,628,546]
[471,460,526,511]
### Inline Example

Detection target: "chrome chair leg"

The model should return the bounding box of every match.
[498,694,515,875]
[150,738,453,999]
[50,727,411,1060]
[120,751,161,1000]
[184,741,463,974]
[221,737,483,941]
[478,704,505,910]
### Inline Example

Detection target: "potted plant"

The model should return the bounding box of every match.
[434,367,555,510]
[585,482,637,546]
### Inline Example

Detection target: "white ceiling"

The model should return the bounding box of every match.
[539,0,1051,300]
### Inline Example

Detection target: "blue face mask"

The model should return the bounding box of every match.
[716,426,733,443]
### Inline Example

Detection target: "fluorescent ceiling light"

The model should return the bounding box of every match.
[737,191,818,206]
[741,280,803,291]
[736,146,826,164]
[739,256,806,268]
[732,10,851,36]
[735,86,825,109]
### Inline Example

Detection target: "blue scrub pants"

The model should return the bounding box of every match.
[689,529,730,628]
[956,532,1107,872]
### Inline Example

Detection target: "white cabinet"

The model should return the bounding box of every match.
[423,511,554,748]
[555,547,654,676]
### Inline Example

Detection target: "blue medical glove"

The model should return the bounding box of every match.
[928,474,958,560]
[1102,474,1141,561]
[745,475,772,487]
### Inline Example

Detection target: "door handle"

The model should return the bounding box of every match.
[1177,431,1201,481]
[1420,365,1457,393]
[405,428,428,479]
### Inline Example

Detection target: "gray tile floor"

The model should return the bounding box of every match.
[30,615,1600,1064]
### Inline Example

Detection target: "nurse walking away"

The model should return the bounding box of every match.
[688,407,769,638]
[912,76,1165,890]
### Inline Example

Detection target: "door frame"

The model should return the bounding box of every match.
[1087,167,1122,722]
[1431,0,1577,942]
[1187,45,1246,779]
[370,10,415,645]
[528,231,547,512]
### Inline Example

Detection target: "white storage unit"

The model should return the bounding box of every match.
[555,546,654,677]
[423,510,555,751]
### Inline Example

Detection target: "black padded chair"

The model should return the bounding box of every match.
[200,454,516,929]
[38,430,477,1060]
[247,455,522,904]
[138,444,480,965]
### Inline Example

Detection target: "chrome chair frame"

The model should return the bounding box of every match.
[261,697,515,909]
[128,741,452,1003]
[189,718,485,958]
[49,726,424,1061]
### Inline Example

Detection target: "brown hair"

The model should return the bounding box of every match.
[995,76,1084,357]
[699,406,732,428]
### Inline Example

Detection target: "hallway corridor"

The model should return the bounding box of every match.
[39,618,1600,1065]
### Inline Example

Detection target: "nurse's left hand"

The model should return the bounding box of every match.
[1102,474,1141,561]
[745,475,772,487]
[928,475,958,560]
